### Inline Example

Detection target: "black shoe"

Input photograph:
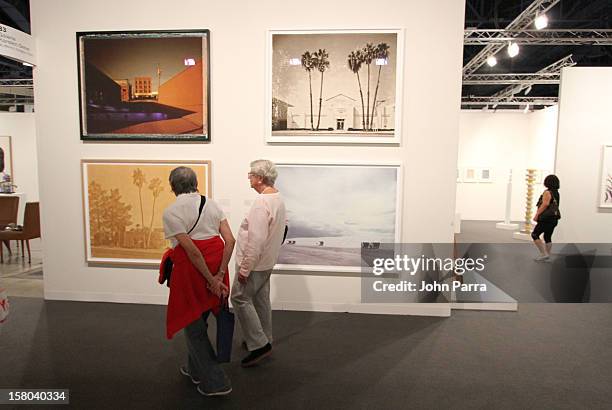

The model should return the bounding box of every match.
[241,343,272,367]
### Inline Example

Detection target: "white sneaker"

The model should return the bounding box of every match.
[197,384,232,397]
[179,365,201,385]
[534,255,550,262]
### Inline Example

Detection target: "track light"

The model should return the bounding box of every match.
[507,42,519,58]
[486,56,497,67]
[535,14,548,30]
[523,104,530,114]
[524,85,532,95]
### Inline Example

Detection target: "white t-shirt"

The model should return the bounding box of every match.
[162,193,226,248]
[236,192,286,276]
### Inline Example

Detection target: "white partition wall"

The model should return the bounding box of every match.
[456,107,558,221]
[554,67,612,242]
[31,0,465,316]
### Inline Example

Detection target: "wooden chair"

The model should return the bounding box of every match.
[0,196,19,260]
[0,202,40,263]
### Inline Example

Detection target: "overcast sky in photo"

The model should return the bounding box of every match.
[275,165,398,245]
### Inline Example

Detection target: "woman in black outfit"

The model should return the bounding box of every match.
[532,174,561,262]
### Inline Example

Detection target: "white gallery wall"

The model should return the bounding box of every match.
[31,0,465,316]
[554,67,612,242]
[0,113,39,202]
[456,106,558,221]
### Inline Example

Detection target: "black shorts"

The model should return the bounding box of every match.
[531,219,558,243]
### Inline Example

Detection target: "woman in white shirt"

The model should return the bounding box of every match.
[162,166,234,396]
[231,159,286,368]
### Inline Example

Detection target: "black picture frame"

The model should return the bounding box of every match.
[76,29,211,142]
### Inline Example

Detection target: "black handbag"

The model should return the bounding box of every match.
[215,299,235,363]
[160,196,206,287]
[539,197,560,221]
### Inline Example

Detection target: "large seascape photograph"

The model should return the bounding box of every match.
[269,30,402,144]
[77,30,210,141]
[274,164,401,272]
[81,160,211,266]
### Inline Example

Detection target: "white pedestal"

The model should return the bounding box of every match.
[513,232,532,241]
[496,222,519,230]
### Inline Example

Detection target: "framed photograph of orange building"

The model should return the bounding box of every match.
[81,159,211,266]
[77,30,210,141]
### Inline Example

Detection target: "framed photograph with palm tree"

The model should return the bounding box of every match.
[81,159,211,266]
[599,144,612,208]
[267,29,403,144]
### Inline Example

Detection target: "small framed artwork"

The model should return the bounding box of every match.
[0,136,13,178]
[274,162,402,272]
[81,159,211,266]
[77,30,210,141]
[463,168,477,183]
[600,145,612,208]
[477,168,494,183]
[267,29,404,144]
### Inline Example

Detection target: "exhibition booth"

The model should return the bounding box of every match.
[1,0,610,314]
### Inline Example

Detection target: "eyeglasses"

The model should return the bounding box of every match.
[248,172,260,178]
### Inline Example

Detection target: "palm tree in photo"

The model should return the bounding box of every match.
[348,50,366,131]
[132,168,146,247]
[301,51,316,130]
[313,49,330,130]
[370,43,390,130]
[605,173,612,203]
[362,43,376,130]
[146,177,164,248]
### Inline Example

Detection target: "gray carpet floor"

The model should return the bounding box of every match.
[1,297,611,409]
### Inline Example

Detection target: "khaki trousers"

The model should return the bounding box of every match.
[230,269,273,351]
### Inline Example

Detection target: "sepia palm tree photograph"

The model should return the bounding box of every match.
[269,30,402,144]
[81,160,211,265]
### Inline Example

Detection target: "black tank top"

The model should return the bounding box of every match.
[536,189,560,207]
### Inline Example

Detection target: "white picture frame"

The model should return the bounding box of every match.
[476,167,494,183]
[266,29,404,144]
[600,144,612,208]
[81,159,211,266]
[463,167,477,183]
[273,161,402,273]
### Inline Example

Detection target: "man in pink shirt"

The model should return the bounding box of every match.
[231,160,287,367]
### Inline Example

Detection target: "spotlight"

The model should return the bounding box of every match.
[486,56,497,67]
[523,103,530,113]
[534,14,548,30]
[524,85,532,95]
[507,42,519,58]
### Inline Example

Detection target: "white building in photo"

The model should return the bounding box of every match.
[285,93,395,131]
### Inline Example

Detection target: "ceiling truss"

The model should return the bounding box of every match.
[463,0,561,76]
[464,29,612,46]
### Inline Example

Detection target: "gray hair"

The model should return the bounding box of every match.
[250,159,278,185]
[169,166,198,195]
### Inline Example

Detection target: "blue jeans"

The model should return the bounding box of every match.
[184,311,230,392]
